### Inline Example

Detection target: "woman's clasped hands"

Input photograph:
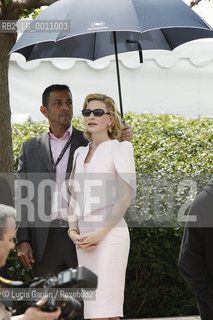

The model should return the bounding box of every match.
[69,229,107,250]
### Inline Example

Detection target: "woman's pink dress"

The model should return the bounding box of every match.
[71,139,136,319]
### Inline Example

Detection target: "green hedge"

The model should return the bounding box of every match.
[9,112,213,317]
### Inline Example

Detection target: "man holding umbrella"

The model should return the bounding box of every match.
[16,84,132,276]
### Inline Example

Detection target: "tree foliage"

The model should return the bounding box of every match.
[190,0,211,8]
[0,0,57,176]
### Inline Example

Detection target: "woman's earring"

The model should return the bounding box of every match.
[108,124,112,133]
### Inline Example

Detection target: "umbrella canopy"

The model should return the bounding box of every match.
[11,0,213,118]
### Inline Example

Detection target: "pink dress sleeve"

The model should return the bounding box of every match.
[69,146,84,190]
[113,141,136,200]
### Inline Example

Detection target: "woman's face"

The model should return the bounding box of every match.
[84,100,113,135]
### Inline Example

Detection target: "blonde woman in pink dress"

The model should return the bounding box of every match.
[68,94,136,320]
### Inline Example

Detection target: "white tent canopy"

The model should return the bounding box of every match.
[9,38,213,123]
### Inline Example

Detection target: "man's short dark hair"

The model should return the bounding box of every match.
[0,205,15,240]
[42,84,72,108]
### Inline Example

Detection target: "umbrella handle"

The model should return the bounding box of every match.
[126,40,143,63]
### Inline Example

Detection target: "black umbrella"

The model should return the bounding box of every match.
[11,0,213,120]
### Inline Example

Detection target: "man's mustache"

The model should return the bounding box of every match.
[60,112,71,117]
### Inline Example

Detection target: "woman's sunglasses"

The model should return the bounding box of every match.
[82,109,111,117]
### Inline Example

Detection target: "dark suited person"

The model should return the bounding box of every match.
[16,84,88,276]
[179,177,213,320]
[16,84,132,277]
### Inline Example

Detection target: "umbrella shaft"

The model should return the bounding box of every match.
[113,32,124,122]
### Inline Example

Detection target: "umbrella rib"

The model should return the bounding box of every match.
[92,33,97,61]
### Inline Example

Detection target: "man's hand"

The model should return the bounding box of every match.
[120,124,133,142]
[17,242,34,269]
[21,306,61,320]
[13,299,61,319]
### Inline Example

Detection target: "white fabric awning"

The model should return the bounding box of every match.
[9,37,213,122]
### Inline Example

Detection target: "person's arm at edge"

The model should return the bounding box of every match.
[67,163,84,246]
[16,143,34,269]
[178,202,213,312]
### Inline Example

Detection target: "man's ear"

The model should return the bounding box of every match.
[40,105,48,118]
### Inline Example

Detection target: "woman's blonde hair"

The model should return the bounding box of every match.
[82,93,122,141]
